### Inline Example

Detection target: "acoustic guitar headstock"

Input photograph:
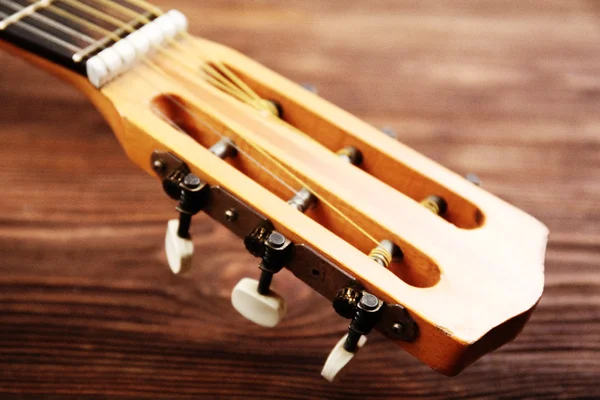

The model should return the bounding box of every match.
[0,0,548,382]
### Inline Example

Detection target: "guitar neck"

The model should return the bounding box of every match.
[0,0,175,85]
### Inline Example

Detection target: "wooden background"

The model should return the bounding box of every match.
[1,0,599,398]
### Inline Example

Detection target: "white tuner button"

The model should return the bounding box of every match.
[321,333,367,382]
[165,219,194,275]
[231,277,287,328]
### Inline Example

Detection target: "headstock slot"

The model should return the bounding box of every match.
[151,92,441,288]
[213,62,484,230]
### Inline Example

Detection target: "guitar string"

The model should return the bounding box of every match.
[0,3,298,193]
[52,1,383,249]
[28,0,383,249]
[91,0,269,112]
[0,0,54,30]
[59,0,257,106]
[0,0,95,44]
[141,58,381,247]
[19,0,248,105]
[56,0,262,109]
[0,1,382,247]
[0,9,80,51]
[18,0,264,110]
[88,0,264,106]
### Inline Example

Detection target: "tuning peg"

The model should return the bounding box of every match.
[164,173,208,274]
[156,139,237,275]
[322,292,383,382]
[323,239,400,381]
[321,333,367,383]
[231,228,294,327]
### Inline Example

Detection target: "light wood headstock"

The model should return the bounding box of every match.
[0,2,547,380]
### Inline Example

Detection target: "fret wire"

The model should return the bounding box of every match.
[0,0,54,30]
[0,10,81,52]
[0,0,96,44]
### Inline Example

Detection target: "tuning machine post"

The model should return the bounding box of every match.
[153,138,237,274]
[322,290,384,382]
[231,221,294,327]
[320,238,406,382]
[164,173,210,275]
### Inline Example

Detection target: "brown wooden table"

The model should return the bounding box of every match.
[1,1,598,398]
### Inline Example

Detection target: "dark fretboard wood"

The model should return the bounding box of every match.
[0,0,155,74]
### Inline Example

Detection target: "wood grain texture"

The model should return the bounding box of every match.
[0,0,598,398]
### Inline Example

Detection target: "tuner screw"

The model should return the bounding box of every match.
[176,174,202,238]
[152,159,165,174]
[257,231,290,294]
[392,322,404,335]
[224,208,237,222]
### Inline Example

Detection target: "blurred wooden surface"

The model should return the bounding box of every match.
[1,0,599,398]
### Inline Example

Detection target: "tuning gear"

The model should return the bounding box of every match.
[322,292,383,382]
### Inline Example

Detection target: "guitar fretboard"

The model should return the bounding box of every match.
[0,0,157,75]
